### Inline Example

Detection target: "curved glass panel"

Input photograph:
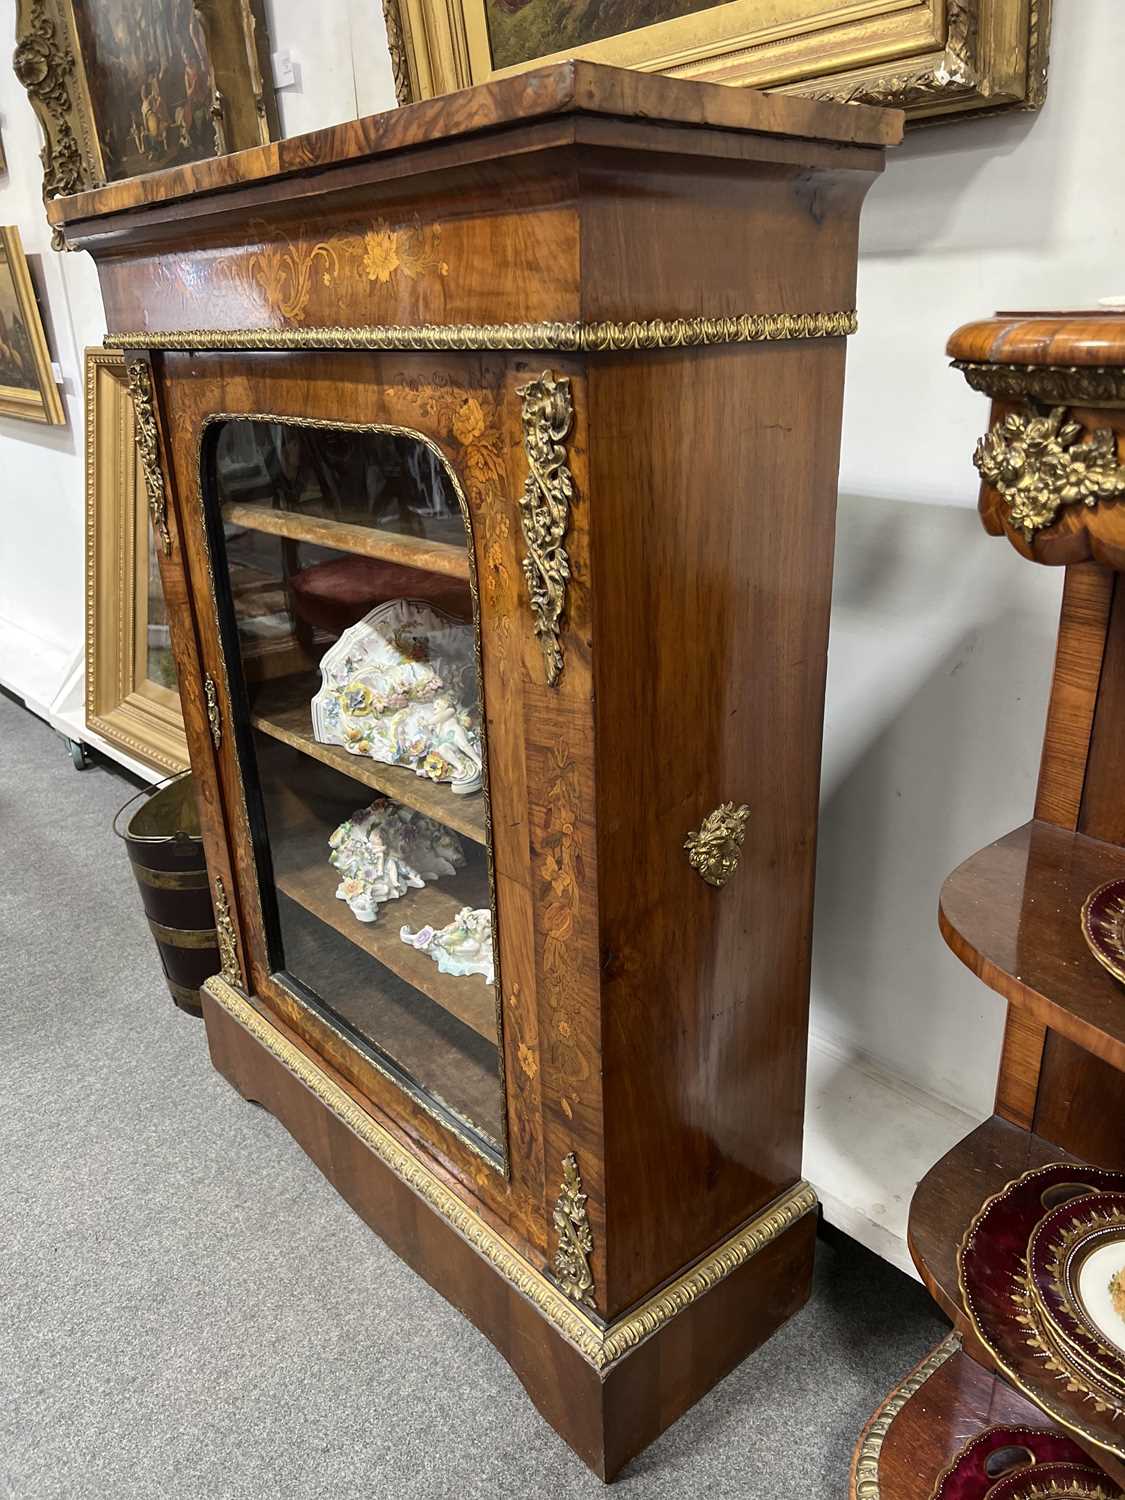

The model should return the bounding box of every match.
[203,418,503,1161]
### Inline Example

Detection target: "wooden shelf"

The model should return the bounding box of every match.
[273,817,497,1044]
[850,1338,1081,1500]
[251,676,487,845]
[906,1115,1125,1486]
[940,819,1125,1074]
[908,1114,1079,1325]
[224,500,470,579]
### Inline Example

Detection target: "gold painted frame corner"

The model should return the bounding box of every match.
[384,0,1051,125]
[85,347,189,775]
[0,225,65,424]
[13,0,279,223]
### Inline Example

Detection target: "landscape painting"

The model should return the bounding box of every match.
[0,228,64,424]
[485,0,723,70]
[70,0,215,181]
[0,248,39,394]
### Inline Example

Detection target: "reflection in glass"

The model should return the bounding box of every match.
[145,516,177,689]
[206,420,503,1156]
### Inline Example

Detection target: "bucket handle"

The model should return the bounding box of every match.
[112,770,195,843]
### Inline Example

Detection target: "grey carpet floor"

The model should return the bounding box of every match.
[0,690,949,1498]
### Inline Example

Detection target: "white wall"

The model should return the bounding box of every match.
[813,2,1125,1119]
[0,3,1115,1133]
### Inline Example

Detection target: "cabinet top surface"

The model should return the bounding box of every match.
[48,59,900,230]
[949,311,1125,369]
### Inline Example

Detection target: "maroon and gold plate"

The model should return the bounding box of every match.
[931,1426,1120,1499]
[959,1164,1125,1463]
[1081,877,1125,986]
[1027,1194,1125,1395]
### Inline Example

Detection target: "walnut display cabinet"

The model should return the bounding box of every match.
[53,63,899,1478]
[850,313,1125,1499]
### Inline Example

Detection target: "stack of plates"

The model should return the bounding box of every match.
[932,1425,1122,1498]
[958,1164,1125,1471]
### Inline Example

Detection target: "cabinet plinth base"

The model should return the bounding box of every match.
[202,978,817,1480]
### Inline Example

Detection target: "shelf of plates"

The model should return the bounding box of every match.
[851,312,1125,1498]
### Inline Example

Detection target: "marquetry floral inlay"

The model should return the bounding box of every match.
[245,237,339,324]
[974,405,1125,539]
[361,217,448,285]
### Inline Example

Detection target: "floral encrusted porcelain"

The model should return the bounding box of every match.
[400,906,494,984]
[312,598,483,794]
[329,800,464,924]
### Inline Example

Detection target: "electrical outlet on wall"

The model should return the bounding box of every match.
[272,49,300,91]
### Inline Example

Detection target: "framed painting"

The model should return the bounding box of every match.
[14,0,279,230]
[0,226,65,425]
[382,0,1051,124]
[85,349,189,774]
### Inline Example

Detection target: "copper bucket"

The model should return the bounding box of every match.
[114,773,218,1016]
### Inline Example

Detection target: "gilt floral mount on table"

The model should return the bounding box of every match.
[312,598,483,794]
[400,906,494,984]
[973,405,1125,540]
[329,801,464,924]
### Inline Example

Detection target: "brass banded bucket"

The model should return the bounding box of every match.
[114,773,217,1016]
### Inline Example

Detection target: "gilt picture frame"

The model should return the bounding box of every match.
[0,226,65,425]
[85,349,189,774]
[13,0,279,230]
[382,0,1051,124]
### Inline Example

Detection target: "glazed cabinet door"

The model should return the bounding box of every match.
[155,350,570,1242]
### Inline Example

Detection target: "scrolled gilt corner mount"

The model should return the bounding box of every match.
[517,372,574,687]
[552,1152,595,1308]
[973,404,1125,540]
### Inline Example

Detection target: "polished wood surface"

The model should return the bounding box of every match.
[949,313,1125,369]
[907,1114,1077,1326]
[205,984,815,1482]
[1032,1032,1125,1170]
[223,501,470,580]
[73,70,896,1473]
[852,1342,1074,1500]
[1034,564,1115,829]
[939,819,1125,1074]
[49,60,899,231]
[590,340,843,1307]
[249,678,488,845]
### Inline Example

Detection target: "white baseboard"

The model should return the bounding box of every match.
[804,1030,980,1278]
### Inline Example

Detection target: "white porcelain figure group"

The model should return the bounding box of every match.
[328,800,464,924]
[400,907,495,986]
[312,598,483,794]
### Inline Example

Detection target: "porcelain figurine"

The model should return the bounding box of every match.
[400,906,494,984]
[312,598,483,794]
[329,800,465,924]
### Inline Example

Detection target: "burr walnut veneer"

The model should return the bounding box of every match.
[852,314,1125,1497]
[53,63,900,1477]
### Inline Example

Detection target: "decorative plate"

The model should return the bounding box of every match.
[959,1163,1125,1462]
[931,1426,1116,1499]
[1028,1195,1125,1394]
[983,1463,1123,1498]
[1081,878,1125,986]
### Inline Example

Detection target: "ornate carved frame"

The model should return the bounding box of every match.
[13,0,279,239]
[381,0,1050,124]
[85,349,189,774]
[0,225,64,424]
